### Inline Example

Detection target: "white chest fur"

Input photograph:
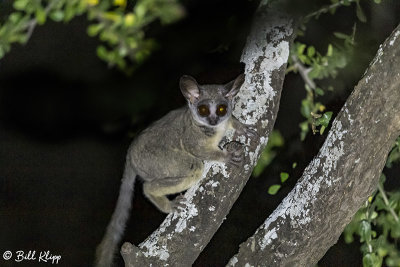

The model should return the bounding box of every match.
[210,119,233,148]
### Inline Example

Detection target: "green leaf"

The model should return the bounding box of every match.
[390,222,400,238]
[118,46,128,57]
[96,45,109,61]
[344,231,354,243]
[300,99,312,118]
[268,185,281,195]
[317,111,333,127]
[298,54,309,65]
[100,30,119,45]
[386,257,400,267]
[307,46,315,57]
[315,87,324,96]
[280,172,289,183]
[9,12,23,23]
[135,3,147,20]
[356,2,367,23]
[370,211,378,220]
[135,50,149,64]
[320,125,326,135]
[13,0,29,11]
[374,0,381,3]
[64,3,76,22]
[375,196,386,211]
[127,37,138,49]
[158,4,185,24]
[363,253,382,267]
[299,121,309,141]
[359,220,372,243]
[87,24,103,37]
[0,46,5,59]
[297,43,306,55]
[308,64,322,79]
[342,0,351,6]
[35,7,47,25]
[333,32,350,40]
[292,162,297,169]
[50,10,65,22]
[327,44,333,57]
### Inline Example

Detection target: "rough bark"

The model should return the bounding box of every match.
[228,24,400,267]
[121,1,295,266]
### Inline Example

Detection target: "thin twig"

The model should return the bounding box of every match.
[305,0,357,20]
[291,55,316,90]
[25,19,37,41]
[24,0,59,41]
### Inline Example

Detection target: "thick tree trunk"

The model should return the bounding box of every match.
[228,24,400,267]
[121,2,295,266]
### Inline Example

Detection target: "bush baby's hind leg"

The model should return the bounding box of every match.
[143,176,191,213]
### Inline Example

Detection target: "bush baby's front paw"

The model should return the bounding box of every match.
[224,141,244,166]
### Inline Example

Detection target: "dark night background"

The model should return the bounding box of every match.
[0,0,399,266]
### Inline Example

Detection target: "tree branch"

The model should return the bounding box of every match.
[121,1,295,266]
[228,24,400,266]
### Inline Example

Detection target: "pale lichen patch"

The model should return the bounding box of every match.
[259,227,278,249]
[344,108,354,124]
[202,160,229,178]
[371,44,384,67]
[146,161,228,236]
[365,74,373,84]
[205,180,219,188]
[319,120,347,176]
[233,15,292,125]
[249,136,267,166]
[234,40,289,125]
[172,183,200,233]
[261,119,269,129]
[140,230,171,261]
[141,179,203,257]
[389,30,400,46]
[228,256,238,266]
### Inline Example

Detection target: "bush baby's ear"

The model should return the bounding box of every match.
[180,75,200,104]
[225,74,245,99]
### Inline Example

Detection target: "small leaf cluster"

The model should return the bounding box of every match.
[87,0,185,73]
[268,171,290,195]
[291,42,348,80]
[0,0,185,73]
[288,42,348,140]
[344,139,400,267]
[0,0,85,58]
[304,0,380,23]
[294,0,380,140]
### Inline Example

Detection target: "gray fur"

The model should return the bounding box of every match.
[95,74,248,266]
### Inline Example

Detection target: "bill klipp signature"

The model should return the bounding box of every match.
[3,250,61,264]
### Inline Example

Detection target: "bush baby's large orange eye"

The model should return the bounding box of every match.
[197,105,210,117]
[216,105,227,116]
